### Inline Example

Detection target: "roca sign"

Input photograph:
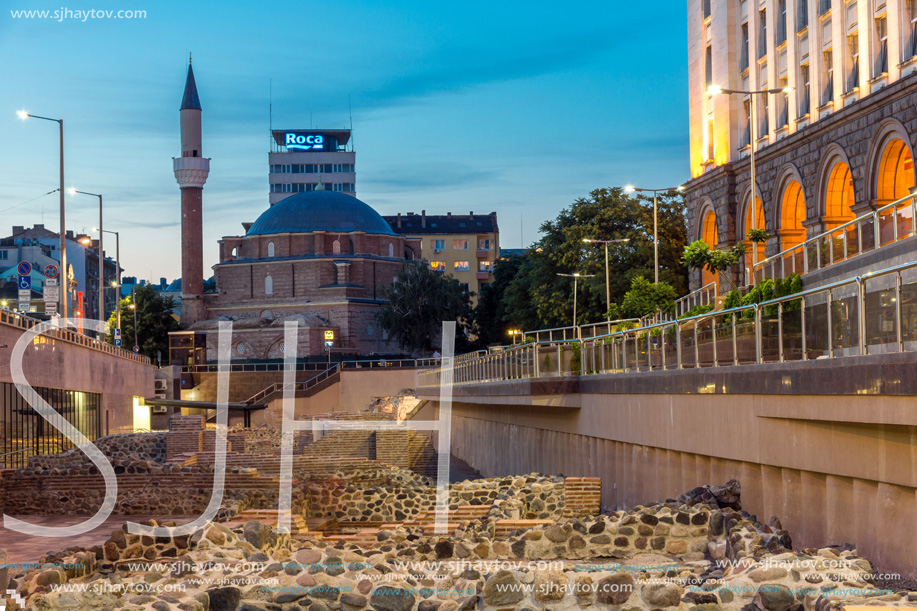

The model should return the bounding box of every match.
[284,132,326,151]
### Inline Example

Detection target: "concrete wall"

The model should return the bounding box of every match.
[419,355,917,578]
[0,320,154,434]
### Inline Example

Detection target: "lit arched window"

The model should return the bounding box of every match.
[265,274,273,295]
[388,243,394,257]
[333,239,341,254]
[267,242,275,257]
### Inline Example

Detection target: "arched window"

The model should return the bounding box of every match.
[877,138,915,204]
[779,180,806,250]
[267,242,275,257]
[824,162,856,229]
[388,243,394,257]
[332,239,341,254]
[265,274,273,295]
[700,209,718,287]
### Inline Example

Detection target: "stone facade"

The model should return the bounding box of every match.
[685,72,917,289]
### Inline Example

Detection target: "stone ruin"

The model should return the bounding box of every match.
[1,409,914,611]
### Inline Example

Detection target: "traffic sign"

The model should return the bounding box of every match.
[43,284,59,303]
[114,328,121,339]
[43,264,59,279]
[324,330,335,340]
[18,288,30,311]
[115,338,122,347]
[324,340,334,347]
[18,275,31,290]
[133,345,140,353]
[17,262,31,276]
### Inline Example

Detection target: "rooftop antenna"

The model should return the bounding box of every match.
[349,94,354,152]
[269,78,273,150]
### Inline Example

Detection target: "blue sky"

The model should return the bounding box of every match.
[1,0,689,281]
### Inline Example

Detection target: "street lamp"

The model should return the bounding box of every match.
[94,227,121,338]
[583,238,630,320]
[508,329,523,345]
[129,286,139,352]
[69,189,104,340]
[17,110,67,319]
[624,185,685,284]
[557,272,595,329]
[707,85,793,277]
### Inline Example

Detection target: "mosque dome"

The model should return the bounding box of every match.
[246,190,396,236]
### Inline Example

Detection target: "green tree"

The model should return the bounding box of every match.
[473,252,528,346]
[611,276,678,319]
[503,187,688,329]
[683,240,746,292]
[376,261,473,355]
[106,284,180,364]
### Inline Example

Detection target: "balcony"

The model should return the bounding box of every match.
[476,249,490,258]
[476,271,491,281]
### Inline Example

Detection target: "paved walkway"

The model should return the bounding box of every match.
[0,515,189,564]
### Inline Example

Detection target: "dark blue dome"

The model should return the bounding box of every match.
[247,191,396,236]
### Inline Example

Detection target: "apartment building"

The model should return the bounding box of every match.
[685,0,917,288]
[383,211,500,298]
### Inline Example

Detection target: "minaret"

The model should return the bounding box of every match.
[173,56,210,326]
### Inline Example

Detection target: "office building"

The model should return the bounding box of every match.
[269,129,356,205]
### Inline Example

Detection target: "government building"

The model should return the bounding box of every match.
[684,0,917,289]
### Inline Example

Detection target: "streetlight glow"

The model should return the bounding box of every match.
[707,85,724,96]
[624,185,636,193]
[67,187,77,195]
[16,110,30,120]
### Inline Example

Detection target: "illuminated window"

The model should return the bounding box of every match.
[453,239,469,250]
[478,239,493,250]
[479,260,494,272]
[454,261,470,271]
[430,261,446,272]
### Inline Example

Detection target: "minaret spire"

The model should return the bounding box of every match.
[173,60,210,327]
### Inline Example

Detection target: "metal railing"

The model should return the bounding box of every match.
[0,447,34,469]
[753,192,917,283]
[418,256,917,387]
[180,357,441,375]
[675,282,718,317]
[0,307,150,365]
[521,319,640,344]
[245,364,340,404]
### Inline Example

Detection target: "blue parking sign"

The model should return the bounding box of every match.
[18,275,31,290]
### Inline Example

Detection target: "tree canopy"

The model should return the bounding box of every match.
[106,284,179,364]
[376,261,473,355]
[501,187,688,330]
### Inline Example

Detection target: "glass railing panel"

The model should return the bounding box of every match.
[781,303,804,361]
[896,201,913,239]
[805,295,830,358]
[845,225,858,259]
[734,316,757,364]
[831,288,860,353]
[863,276,897,348]
[878,210,896,247]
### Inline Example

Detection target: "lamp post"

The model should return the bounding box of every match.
[624,185,685,284]
[129,285,139,352]
[556,272,595,330]
[508,329,523,345]
[708,85,793,279]
[17,111,67,319]
[95,228,121,337]
[69,190,104,339]
[583,238,630,320]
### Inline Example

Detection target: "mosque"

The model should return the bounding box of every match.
[168,62,420,364]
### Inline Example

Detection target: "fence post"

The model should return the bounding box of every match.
[676,324,683,369]
[777,302,784,363]
[827,292,834,359]
[896,272,903,352]
[857,276,866,356]
[754,304,762,365]
[874,212,881,250]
